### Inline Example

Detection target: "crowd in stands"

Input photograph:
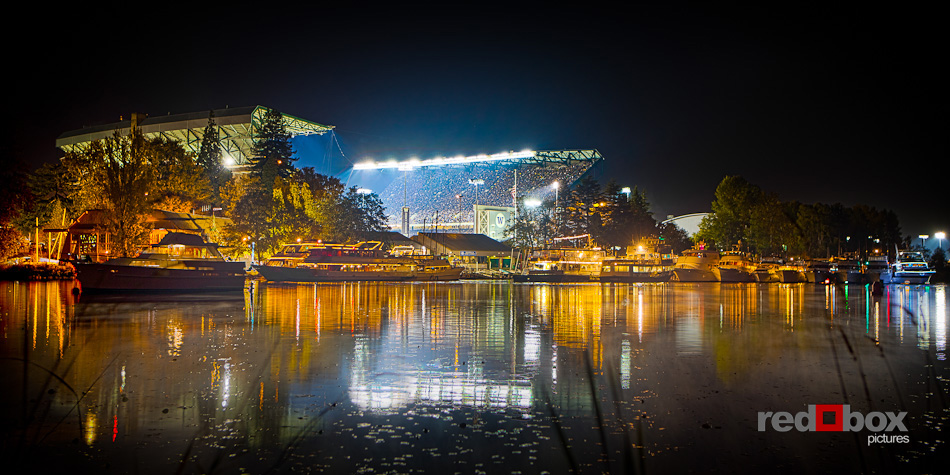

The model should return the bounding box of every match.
[374,161,596,227]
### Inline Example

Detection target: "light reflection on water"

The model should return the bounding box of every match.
[1,280,948,473]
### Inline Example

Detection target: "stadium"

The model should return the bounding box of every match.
[347,150,604,237]
[55,106,603,239]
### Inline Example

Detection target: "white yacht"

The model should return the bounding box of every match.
[880,251,935,285]
[715,251,755,283]
[671,244,720,282]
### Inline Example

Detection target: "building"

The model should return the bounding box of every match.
[412,233,515,271]
[55,106,333,172]
[61,209,229,261]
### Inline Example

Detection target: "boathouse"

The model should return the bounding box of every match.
[58,209,229,262]
[412,232,515,270]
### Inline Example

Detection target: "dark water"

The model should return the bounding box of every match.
[1,280,947,473]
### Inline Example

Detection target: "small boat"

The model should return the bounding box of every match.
[670,244,719,282]
[715,250,756,283]
[513,248,605,283]
[74,232,246,292]
[880,251,935,285]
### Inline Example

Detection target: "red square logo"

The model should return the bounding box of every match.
[815,404,843,432]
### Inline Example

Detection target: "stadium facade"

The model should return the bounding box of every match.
[55,106,333,172]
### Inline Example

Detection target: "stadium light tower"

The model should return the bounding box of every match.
[469,179,484,205]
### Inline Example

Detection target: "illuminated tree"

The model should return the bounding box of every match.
[149,136,211,211]
[92,130,156,257]
[327,187,389,242]
[249,108,295,189]
[196,111,232,208]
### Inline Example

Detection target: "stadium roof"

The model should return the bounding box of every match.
[55,106,333,170]
[354,149,603,170]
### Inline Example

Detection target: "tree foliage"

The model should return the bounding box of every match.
[196,111,232,208]
[249,108,296,188]
[698,175,904,258]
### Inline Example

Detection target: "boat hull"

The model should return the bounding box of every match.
[513,270,596,283]
[413,267,464,282]
[774,269,805,283]
[75,262,246,292]
[716,267,755,283]
[671,268,717,282]
[600,270,671,283]
[255,265,416,282]
[880,271,934,285]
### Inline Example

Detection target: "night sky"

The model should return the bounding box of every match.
[6,4,946,240]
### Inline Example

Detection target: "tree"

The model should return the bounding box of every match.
[505,199,556,249]
[560,175,603,241]
[930,246,946,273]
[93,130,156,257]
[249,108,295,189]
[658,221,693,254]
[696,175,762,250]
[327,187,389,242]
[196,111,232,208]
[596,182,657,250]
[149,136,211,211]
[0,166,32,260]
[748,192,797,256]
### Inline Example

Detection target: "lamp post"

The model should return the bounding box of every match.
[469,179,484,233]
[456,193,464,230]
[919,234,929,249]
[937,231,946,250]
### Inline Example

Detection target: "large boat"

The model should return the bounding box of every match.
[412,257,465,281]
[865,255,889,283]
[254,241,462,282]
[715,250,756,283]
[752,257,780,283]
[772,258,807,283]
[513,248,605,283]
[832,256,866,284]
[880,251,935,285]
[670,244,720,282]
[74,232,246,292]
[804,258,836,284]
[600,238,673,283]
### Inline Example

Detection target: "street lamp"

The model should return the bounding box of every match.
[621,186,631,202]
[936,231,946,250]
[919,234,929,249]
[456,192,464,229]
